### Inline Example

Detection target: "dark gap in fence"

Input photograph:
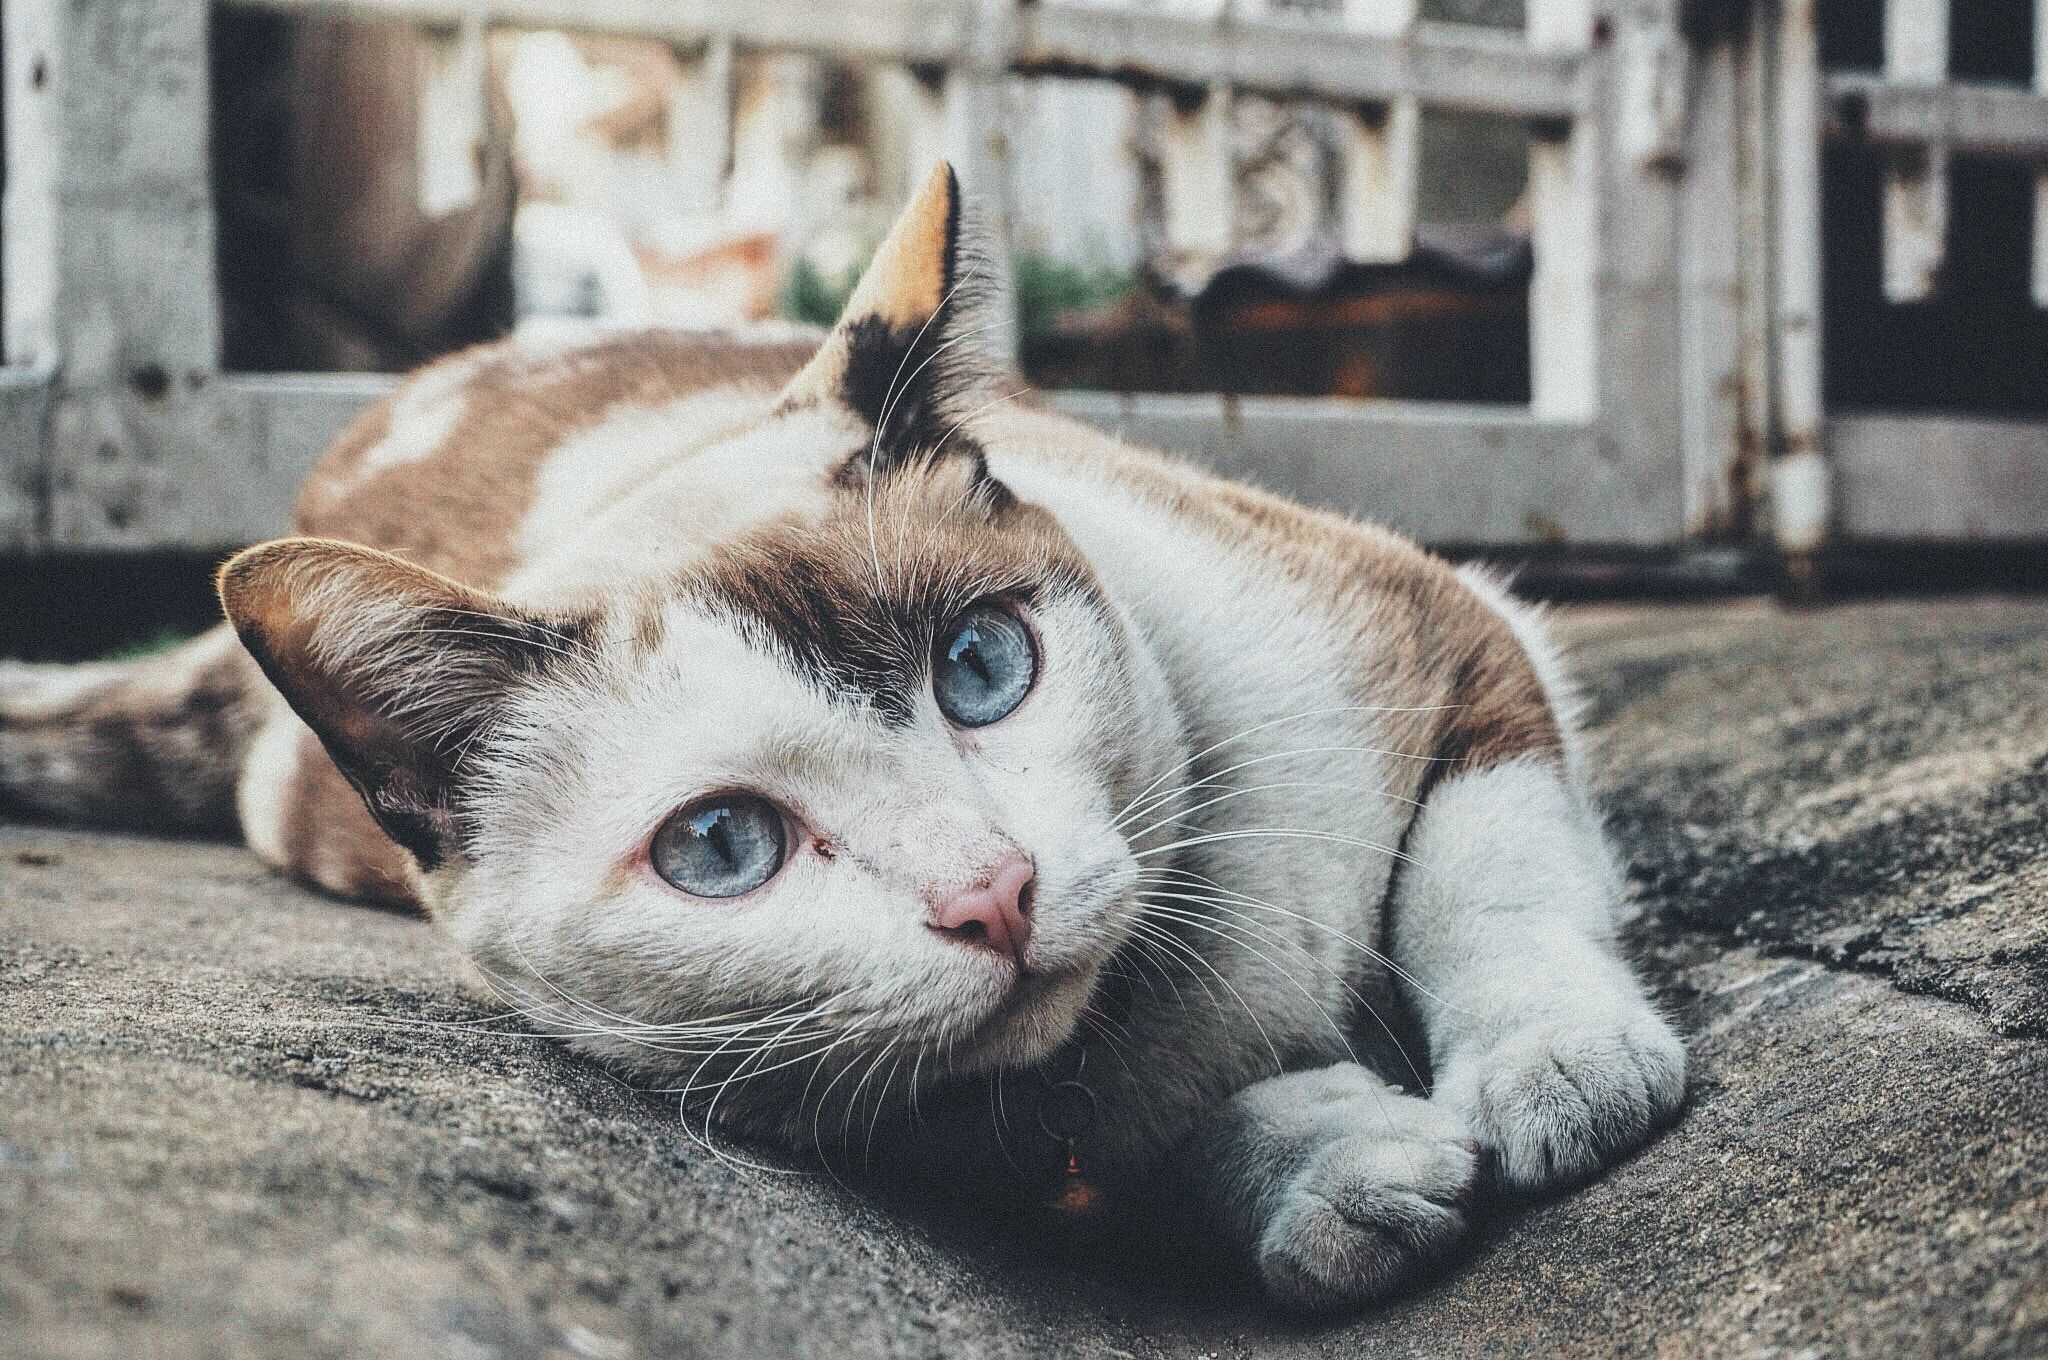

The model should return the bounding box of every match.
[0,553,231,662]
[1949,0,2033,85]
[1823,145,2048,417]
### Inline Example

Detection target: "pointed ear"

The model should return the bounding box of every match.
[779,161,1003,472]
[218,539,586,869]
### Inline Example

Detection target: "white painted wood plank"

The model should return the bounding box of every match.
[1524,0,1589,51]
[194,376,1628,549]
[1832,414,2048,540]
[1770,0,1830,555]
[1338,100,1419,263]
[1882,0,1947,84]
[240,0,1591,121]
[1524,0,1598,423]
[1337,0,1418,263]
[1881,144,1948,302]
[1159,84,1234,258]
[724,53,813,232]
[1527,128,1599,422]
[1677,33,1745,537]
[1825,74,2048,157]
[4,0,226,550]
[2033,173,2048,309]
[1050,392,1666,545]
[667,36,734,216]
[1879,0,1949,302]
[1618,12,1689,172]
[416,17,487,218]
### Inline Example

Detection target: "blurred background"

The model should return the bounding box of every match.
[1,0,2044,658]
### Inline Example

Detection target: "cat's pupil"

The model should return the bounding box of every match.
[952,629,993,685]
[702,810,735,866]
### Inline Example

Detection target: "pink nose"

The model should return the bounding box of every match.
[927,852,1036,966]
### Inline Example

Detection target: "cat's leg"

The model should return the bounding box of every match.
[1391,757,1684,1191]
[1177,1062,1477,1311]
[239,707,418,907]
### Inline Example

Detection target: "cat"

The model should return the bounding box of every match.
[0,164,1683,1310]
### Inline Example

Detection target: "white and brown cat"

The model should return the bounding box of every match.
[0,165,1682,1310]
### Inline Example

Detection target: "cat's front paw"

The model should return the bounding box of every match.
[1436,1008,1684,1192]
[1253,1087,1476,1311]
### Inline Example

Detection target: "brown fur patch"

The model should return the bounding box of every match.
[689,458,1092,723]
[279,723,417,908]
[295,330,816,590]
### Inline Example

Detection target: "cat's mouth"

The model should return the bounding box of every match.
[949,957,1102,1070]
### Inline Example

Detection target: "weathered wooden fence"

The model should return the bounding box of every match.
[1,0,2043,568]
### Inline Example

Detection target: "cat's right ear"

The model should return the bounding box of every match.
[218,539,584,869]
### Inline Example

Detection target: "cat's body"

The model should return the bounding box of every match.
[0,168,1682,1309]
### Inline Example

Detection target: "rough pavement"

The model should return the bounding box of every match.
[3,597,2044,1359]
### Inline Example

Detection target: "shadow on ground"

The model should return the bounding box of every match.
[3,599,2044,1358]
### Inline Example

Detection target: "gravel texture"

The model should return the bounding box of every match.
[3,597,2044,1359]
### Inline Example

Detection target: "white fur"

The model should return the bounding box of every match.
[1390,760,1684,1188]
[505,397,855,610]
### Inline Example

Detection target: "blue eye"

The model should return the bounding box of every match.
[933,603,1036,727]
[651,795,786,898]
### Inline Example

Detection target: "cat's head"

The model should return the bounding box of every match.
[219,166,1186,1101]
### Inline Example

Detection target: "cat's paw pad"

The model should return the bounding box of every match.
[1254,1096,1476,1311]
[1439,1010,1684,1192]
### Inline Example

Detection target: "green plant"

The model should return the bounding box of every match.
[778,256,865,328]
[1012,254,1138,341]
[102,629,194,663]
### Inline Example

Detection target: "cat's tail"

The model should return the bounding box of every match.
[0,624,261,835]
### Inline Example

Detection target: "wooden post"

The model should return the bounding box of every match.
[1160,82,1235,259]
[1677,17,1745,536]
[1770,0,1830,565]
[725,52,813,232]
[1337,0,1418,264]
[1526,0,1598,423]
[667,36,734,218]
[3,0,229,549]
[1880,0,1948,301]
[416,17,487,219]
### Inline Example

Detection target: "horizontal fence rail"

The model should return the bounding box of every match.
[232,0,1590,119]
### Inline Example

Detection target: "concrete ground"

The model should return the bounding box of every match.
[3,598,2044,1359]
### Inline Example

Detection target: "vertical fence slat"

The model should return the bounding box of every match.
[725,53,813,231]
[1677,19,1744,535]
[2034,2,2048,307]
[1771,0,1829,560]
[1337,0,1418,264]
[1160,82,1234,258]
[1525,0,1597,421]
[1879,0,1949,301]
[416,17,487,219]
[667,36,734,217]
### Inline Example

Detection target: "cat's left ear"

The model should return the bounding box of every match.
[218,538,586,870]
[779,161,1004,474]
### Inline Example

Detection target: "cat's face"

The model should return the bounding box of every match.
[219,165,1188,1099]
[447,463,1181,1081]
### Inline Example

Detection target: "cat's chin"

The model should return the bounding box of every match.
[949,960,1101,1071]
